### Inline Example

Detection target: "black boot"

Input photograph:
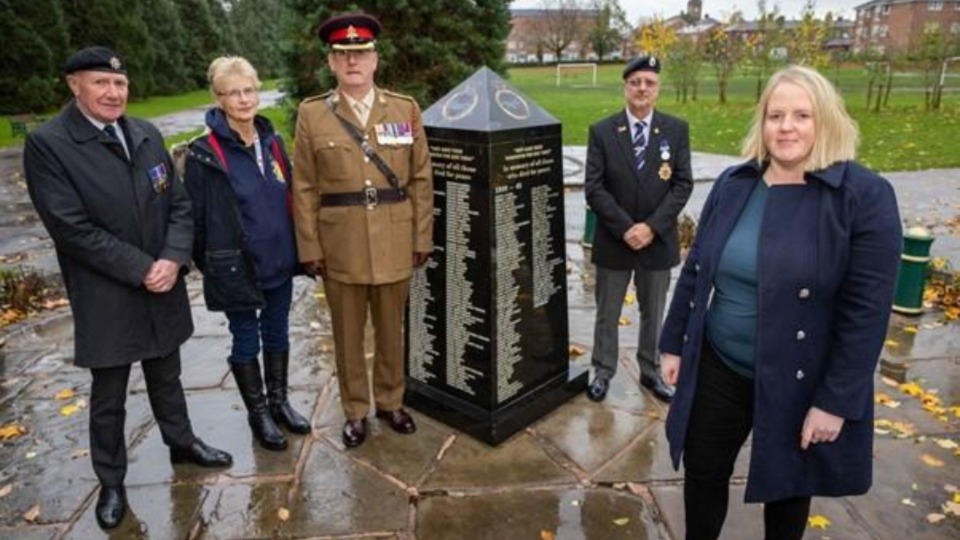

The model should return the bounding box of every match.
[264,350,312,434]
[229,360,288,450]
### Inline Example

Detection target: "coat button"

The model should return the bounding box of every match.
[796,369,805,380]
[364,156,370,163]
[796,330,806,341]
[798,288,810,299]
[683,334,689,343]
[327,141,334,147]
[688,300,695,309]
[694,263,701,272]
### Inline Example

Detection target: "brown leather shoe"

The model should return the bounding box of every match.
[342,418,367,448]
[375,408,417,434]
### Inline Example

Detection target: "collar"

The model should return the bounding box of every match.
[625,107,653,129]
[340,88,375,112]
[727,159,846,189]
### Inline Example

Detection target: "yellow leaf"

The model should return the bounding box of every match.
[953,492,960,504]
[880,376,899,387]
[0,422,28,441]
[874,392,901,408]
[885,339,899,347]
[540,531,557,540]
[807,514,831,529]
[568,344,586,357]
[920,454,945,468]
[278,507,290,521]
[950,406,960,418]
[943,501,960,516]
[901,498,917,506]
[899,381,925,397]
[23,503,40,523]
[903,325,919,333]
[60,404,79,417]
[0,484,12,498]
[618,316,631,326]
[612,517,630,526]
[623,293,636,305]
[926,513,946,524]
[54,388,75,400]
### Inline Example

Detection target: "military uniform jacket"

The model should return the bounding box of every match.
[585,109,693,270]
[292,88,433,285]
[23,102,194,368]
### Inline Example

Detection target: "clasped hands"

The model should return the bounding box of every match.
[623,223,655,251]
[659,353,845,450]
[143,259,180,293]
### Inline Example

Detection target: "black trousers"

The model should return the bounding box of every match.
[683,342,811,540]
[89,349,196,486]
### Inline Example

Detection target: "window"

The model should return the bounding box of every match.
[881,5,890,15]
[928,1,943,11]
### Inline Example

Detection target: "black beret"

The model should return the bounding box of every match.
[622,55,661,79]
[318,12,382,50]
[64,46,126,75]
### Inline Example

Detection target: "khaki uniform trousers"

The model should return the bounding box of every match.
[325,278,410,420]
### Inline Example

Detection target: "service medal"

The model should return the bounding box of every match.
[659,162,672,181]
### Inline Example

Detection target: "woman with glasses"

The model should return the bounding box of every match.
[183,56,311,451]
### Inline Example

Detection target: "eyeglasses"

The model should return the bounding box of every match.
[332,49,375,59]
[625,78,658,89]
[217,87,259,100]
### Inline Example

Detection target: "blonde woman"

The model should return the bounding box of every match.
[183,57,310,451]
[659,65,902,539]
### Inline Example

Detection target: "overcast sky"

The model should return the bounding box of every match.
[510,0,859,22]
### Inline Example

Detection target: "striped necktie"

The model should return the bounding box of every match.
[633,120,647,172]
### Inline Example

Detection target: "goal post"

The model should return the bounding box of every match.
[556,62,598,87]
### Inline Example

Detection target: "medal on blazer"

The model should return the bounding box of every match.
[148,163,169,193]
[658,140,672,180]
[375,122,413,145]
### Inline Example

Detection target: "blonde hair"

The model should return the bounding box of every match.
[206,56,261,94]
[740,65,858,171]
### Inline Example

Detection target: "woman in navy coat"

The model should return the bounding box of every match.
[658,65,902,539]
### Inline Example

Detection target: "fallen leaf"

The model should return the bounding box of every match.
[943,501,960,516]
[880,376,899,387]
[899,381,924,397]
[926,513,946,524]
[618,316,631,326]
[885,339,899,347]
[901,498,917,506]
[568,344,586,357]
[70,448,90,459]
[921,454,946,468]
[278,507,290,521]
[807,514,831,529]
[934,438,958,450]
[54,388,75,400]
[0,484,12,498]
[903,325,919,334]
[945,484,958,493]
[60,403,80,417]
[0,422,28,441]
[623,293,636,305]
[874,392,901,408]
[25,451,36,459]
[570,499,581,506]
[612,517,630,526]
[23,503,40,523]
[540,531,557,540]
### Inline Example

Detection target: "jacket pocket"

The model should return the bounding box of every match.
[202,249,263,311]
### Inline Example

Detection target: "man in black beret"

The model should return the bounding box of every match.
[292,13,433,449]
[23,46,233,530]
[584,55,693,403]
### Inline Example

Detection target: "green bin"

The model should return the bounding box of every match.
[582,207,596,248]
[892,226,934,315]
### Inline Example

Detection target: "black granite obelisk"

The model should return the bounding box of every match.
[405,67,587,445]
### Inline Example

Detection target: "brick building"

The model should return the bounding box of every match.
[506,8,602,63]
[854,0,960,54]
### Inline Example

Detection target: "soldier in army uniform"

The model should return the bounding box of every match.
[291,12,433,448]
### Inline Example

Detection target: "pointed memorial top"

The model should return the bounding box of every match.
[423,67,558,132]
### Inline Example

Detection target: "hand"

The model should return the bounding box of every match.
[660,353,681,385]
[800,406,845,450]
[412,251,431,268]
[622,223,655,251]
[303,259,327,279]
[144,259,180,293]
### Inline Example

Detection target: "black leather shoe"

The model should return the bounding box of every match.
[587,375,610,402]
[640,374,675,403]
[375,408,417,434]
[342,418,368,448]
[170,439,234,467]
[95,485,126,530]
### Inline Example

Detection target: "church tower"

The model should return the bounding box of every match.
[687,0,702,21]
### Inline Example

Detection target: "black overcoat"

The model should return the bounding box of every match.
[585,109,694,270]
[23,102,194,368]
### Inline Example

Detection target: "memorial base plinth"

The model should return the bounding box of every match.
[405,367,588,445]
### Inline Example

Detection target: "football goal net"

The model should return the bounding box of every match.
[556,63,598,87]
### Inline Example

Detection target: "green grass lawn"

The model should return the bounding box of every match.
[508,65,960,172]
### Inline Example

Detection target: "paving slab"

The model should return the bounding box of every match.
[64,483,207,539]
[417,487,660,539]
[283,442,409,537]
[199,482,289,540]
[0,525,62,540]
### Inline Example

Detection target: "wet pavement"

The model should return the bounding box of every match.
[0,139,959,538]
[150,90,284,138]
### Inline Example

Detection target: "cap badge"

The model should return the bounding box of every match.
[109,57,122,70]
[346,25,359,39]
[649,57,657,67]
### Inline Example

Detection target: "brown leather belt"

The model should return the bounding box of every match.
[321,187,407,209]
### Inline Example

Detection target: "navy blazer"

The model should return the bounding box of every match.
[660,160,902,502]
[585,109,693,270]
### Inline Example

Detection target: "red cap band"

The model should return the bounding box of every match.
[328,25,375,43]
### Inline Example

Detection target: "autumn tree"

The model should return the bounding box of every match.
[788,1,830,69]
[635,16,678,58]
[667,36,703,104]
[746,0,786,101]
[909,24,960,110]
[534,0,586,62]
[703,24,743,104]
[585,0,629,61]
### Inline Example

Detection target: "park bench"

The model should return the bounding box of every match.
[8,114,45,138]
